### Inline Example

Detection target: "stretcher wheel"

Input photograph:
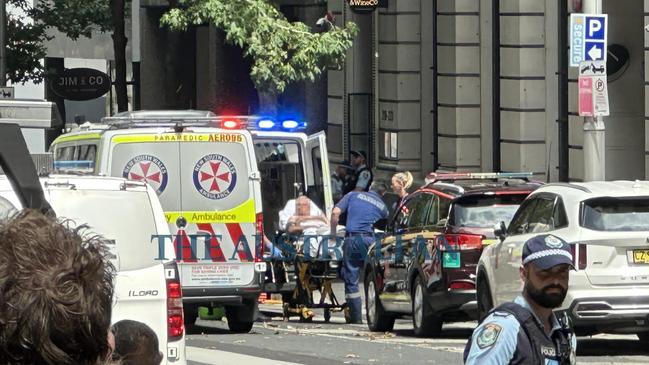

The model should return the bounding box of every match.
[324,308,331,323]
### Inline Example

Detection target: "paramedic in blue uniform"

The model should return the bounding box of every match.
[464,234,577,365]
[330,182,388,324]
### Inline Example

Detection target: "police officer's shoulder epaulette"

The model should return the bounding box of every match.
[492,310,514,318]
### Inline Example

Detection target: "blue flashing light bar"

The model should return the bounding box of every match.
[281,119,299,129]
[257,119,276,129]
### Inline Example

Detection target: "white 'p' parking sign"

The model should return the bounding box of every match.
[570,14,608,67]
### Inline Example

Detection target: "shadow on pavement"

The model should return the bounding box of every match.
[391,326,474,340]
[577,338,649,356]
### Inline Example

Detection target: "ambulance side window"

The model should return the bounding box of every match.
[78,144,97,162]
[56,146,75,161]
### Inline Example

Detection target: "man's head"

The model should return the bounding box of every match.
[350,150,367,168]
[519,234,573,309]
[0,209,115,365]
[295,195,312,216]
[112,320,163,365]
[370,182,388,197]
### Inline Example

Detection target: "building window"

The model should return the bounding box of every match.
[383,132,398,159]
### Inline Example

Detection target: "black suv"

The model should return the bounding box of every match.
[363,173,541,336]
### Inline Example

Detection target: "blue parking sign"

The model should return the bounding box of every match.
[584,42,605,61]
[585,16,606,40]
[570,14,607,67]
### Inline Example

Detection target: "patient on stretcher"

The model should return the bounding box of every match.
[278,196,335,258]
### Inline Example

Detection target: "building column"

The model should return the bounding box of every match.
[436,0,482,172]
[498,0,547,179]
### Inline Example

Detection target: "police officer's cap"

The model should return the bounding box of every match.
[522,234,574,270]
[350,150,367,160]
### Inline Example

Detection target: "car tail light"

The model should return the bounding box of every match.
[165,262,184,341]
[441,234,483,251]
[570,244,588,270]
[449,281,476,290]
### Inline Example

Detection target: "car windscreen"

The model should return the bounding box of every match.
[47,189,161,271]
[581,197,649,232]
[450,194,528,228]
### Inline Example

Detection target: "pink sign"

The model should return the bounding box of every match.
[578,76,594,117]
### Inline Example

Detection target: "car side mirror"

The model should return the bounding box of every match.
[494,221,507,242]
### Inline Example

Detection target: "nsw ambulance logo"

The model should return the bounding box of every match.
[193,154,237,200]
[122,154,168,194]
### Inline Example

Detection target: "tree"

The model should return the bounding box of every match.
[160,0,358,114]
[32,0,129,112]
[4,0,51,84]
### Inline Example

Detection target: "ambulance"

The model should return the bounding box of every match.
[49,110,333,332]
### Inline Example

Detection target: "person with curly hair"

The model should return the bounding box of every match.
[0,209,116,365]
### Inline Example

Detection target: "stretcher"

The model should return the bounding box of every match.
[263,233,348,322]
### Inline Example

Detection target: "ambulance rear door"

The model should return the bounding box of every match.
[107,132,181,218]
[176,129,258,289]
[306,131,333,217]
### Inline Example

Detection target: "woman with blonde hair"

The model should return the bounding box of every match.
[391,171,413,211]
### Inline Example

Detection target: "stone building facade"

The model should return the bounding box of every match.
[328,0,649,182]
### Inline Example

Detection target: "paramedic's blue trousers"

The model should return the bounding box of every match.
[341,234,375,323]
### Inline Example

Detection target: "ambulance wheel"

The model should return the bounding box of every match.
[412,277,442,337]
[225,302,256,333]
[227,319,254,333]
[184,306,198,327]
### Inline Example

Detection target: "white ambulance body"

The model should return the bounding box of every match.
[50,110,333,332]
[0,175,186,365]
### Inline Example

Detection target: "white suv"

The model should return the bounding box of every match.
[476,181,649,341]
[0,175,187,364]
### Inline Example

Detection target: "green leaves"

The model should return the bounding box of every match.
[161,0,358,93]
[5,0,51,84]
[30,0,113,40]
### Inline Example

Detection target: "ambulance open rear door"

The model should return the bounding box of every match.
[305,132,333,217]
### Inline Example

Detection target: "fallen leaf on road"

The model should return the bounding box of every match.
[345,354,359,358]
[233,340,246,344]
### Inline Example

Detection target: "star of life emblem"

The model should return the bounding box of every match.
[122,154,168,194]
[192,154,238,200]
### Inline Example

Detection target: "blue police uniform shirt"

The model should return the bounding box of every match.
[465,296,577,365]
[336,191,388,233]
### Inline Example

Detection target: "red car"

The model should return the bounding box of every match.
[363,173,541,336]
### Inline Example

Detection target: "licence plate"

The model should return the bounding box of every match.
[632,250,649,264]
[443,252,461,268]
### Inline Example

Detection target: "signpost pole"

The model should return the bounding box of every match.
[0,0,6,86]
[582,0,605,181]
